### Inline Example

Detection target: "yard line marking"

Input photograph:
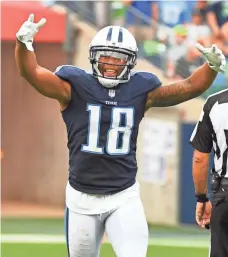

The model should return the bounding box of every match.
[1,234,65,244]
[1,234,210,248]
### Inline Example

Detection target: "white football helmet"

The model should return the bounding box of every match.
[89,26,138,88]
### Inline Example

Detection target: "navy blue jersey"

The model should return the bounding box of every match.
[55,65,161,194]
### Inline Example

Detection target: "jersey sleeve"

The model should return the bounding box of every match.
[54,65,84,92]
[143,72,162,90]
[135,71,162,93]
[190,99,213,153]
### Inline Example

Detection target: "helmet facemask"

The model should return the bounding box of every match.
[90,46,137,88]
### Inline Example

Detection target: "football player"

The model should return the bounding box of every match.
[15,14,226,257]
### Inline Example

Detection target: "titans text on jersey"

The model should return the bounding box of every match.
[55,66,161,194]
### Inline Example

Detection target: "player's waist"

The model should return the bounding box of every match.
[65,180,140,214]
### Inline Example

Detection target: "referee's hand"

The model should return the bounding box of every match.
[195,201,212,229]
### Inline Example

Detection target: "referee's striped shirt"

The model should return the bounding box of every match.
[190,88,228,178]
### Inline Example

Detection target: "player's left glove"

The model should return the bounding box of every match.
[196,43,226,73]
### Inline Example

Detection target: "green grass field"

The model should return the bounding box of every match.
[1,218,210,257]
[2,243,208,257]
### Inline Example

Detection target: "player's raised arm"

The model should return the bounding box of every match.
[145,44,226,108]
[15,14,71,107]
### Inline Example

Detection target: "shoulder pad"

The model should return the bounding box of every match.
[133,71,161,89]
[55,65,85,83]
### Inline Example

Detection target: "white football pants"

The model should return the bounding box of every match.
[65,196,148,257]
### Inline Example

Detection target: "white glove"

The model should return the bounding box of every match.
[196,43,226,73]
[16,14,46,51]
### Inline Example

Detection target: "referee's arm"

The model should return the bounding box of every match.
[190,100,213,195]
[190,100,213,228]
[192,150,210,195]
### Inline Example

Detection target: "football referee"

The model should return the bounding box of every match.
[190,88,228,257]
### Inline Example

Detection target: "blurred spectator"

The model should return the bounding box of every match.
[174,7,212,78]
[124,0,159,42]
[207,1,228,41]
[213,34,228,58]
[175,50,204,78]
[165,25,189,78]
[186,8,211,48]
[139,39,166,69]
[195,0,208,23]
[158,1,194,28]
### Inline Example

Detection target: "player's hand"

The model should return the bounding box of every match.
[196,43,226,73]
[195,201,212,229]
[16,14,46,52]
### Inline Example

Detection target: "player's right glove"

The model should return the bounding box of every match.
[16,14,46,52]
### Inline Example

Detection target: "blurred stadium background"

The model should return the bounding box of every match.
[1,1,228,256]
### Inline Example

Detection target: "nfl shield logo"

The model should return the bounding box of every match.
[108,89,115,98]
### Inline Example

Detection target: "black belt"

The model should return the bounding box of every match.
[220,177,228,186]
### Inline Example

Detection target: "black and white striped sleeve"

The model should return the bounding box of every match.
[190,100,213,153]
